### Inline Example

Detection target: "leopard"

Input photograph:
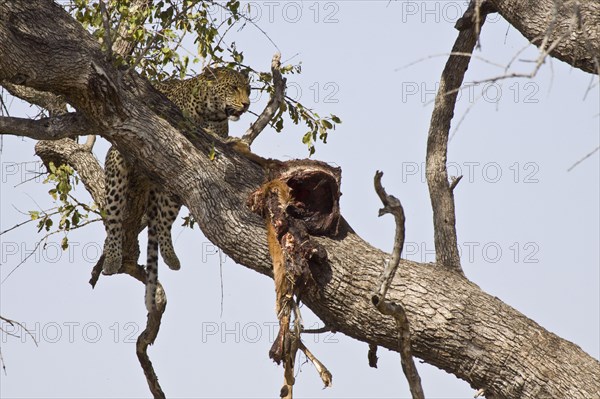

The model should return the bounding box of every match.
[101,67,251,312]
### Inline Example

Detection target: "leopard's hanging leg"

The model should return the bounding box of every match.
[102,146,130,275]
[154,188,182,270]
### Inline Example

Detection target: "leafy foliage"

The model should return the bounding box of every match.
[67,0,340,153]
[30,162,100,249]
[62,0,343,232]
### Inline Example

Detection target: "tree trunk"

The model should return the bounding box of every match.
[1,1,598,398]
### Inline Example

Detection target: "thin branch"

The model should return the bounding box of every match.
[425,0,494,276]
[0,87,10,116]
[567,145,600,172]
[0,347,5,375]
[0,218,98,283]
[2,220,100,277]
[395,52,506,72]
[0,217,37,236]
[241,53,286,146]
[0,315,39,347]
[0,113,98,140]
[208,0,280,53]
[1,239,42,284]
[301,325,331,334]
[129,1,197,71]
[371,171,423,399]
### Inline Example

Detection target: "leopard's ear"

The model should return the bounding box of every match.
[240,68,250,79]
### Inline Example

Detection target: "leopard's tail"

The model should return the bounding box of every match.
[145,189,160,312]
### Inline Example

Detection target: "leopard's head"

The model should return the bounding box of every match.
[203,67,251,122]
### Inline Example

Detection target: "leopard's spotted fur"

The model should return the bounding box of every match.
[101,67,251,311]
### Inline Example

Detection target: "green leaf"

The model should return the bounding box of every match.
[61,236,69,251]
[208,144,216,161]
[302,131,312,145]
[72,211,81,226]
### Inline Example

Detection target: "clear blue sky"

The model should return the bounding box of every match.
[1,1,598,398]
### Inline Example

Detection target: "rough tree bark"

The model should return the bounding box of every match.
[489,0,600,74]
[0,1,598,398]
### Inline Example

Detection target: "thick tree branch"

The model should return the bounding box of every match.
[490,0,600,75]
[425,1,492,276]
[0,113,98,140]
[1,2,598,398]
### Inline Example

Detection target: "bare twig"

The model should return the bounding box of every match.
[395,52,505,72]
[0,347,5,375]
[129,1,197,71]
[0,314,40,375]
[208,0,281,53]
[0,315,39,347]
[1,216,101,284]
[567,145,599,172]
[1,239,42,284]
[241,53,286,146]
[425,0,494,276]
[0,217,38,236]
[371,171,424,399]
[301,325,331,334]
